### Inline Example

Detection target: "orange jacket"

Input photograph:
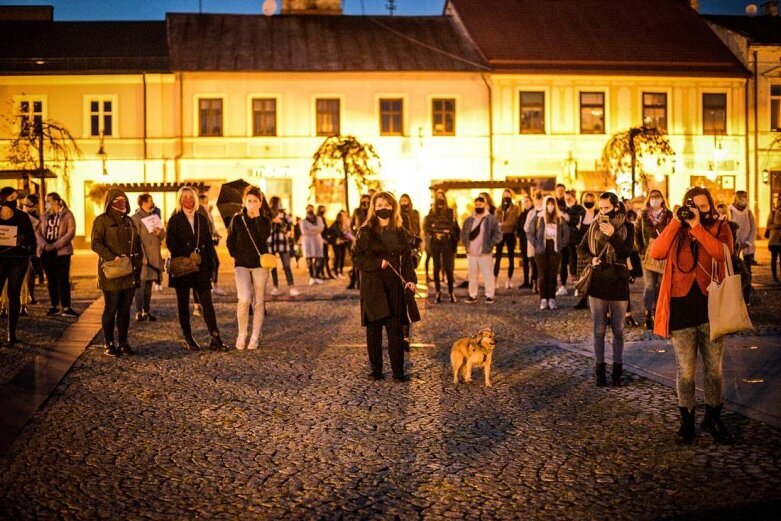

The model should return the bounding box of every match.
[648,218,733,338]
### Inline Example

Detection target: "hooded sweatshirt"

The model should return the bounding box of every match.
[91,188,141,291]
[728,204,756,255]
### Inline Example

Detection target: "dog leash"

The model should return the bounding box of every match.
[386,260,424,299]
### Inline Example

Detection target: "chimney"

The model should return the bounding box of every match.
[281,0,342,15]
[761,0,779,15]
[0,5,54,21]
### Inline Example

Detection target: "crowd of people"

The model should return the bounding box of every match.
[1,181,777,444]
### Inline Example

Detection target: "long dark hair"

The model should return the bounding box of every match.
[682,186,716,221]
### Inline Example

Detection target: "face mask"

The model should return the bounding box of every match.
[502,197,511,206]
[45,202,52,211]
[182,199,195,211]
[360,201,369,209]
[2,199,18,209]
[475,207,486,215]
[547,205,555,214]
[376,208,392,220]
[307,210,314,216]
[111,199,127,213]
[734,199,747,210]
[435,200,445,208]
[584,201,595,209]
[649,198,662,209]
[400,203,410,211]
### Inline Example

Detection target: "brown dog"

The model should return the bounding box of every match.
[450,328,496,387]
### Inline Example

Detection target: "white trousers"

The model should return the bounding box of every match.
[467,254,495,298]
[235,267,269,340]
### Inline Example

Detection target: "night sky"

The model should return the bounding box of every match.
[0,0,762,19]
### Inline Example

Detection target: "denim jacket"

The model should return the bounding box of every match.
[461,214,502,255]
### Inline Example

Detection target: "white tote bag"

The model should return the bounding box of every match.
[707,243,753,341]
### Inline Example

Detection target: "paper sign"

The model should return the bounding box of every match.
[0,224,18,247]
[140,214,163,233]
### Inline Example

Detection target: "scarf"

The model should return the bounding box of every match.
[646,207,666,227]
[587,212,627,264]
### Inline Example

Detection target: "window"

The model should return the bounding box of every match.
[252,98,277,136]
[18,98,44,135]
[89,99,114,137]
[316,98,340,136]
[199,98,223,137]
[771,85,781,132]
[702,93,727,135]
[379,98,403,136]
[580,92,605,134]
[432,98,455,136]
[642,92,667,131]
[519,91,545,134]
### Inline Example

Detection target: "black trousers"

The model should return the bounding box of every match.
[536,241,560,300]
[319,244,333,278]
[366,317,405,378]
[175,285,219,338]
[41,251,72,308]
[494,232,516,279]
[771,245,780,281]
[102,288,135,346]
[27,256,43,301]
[134,280,153,314]
[430,239,455,294]
[559,245,570,287]
[519,238,531,285]
[333,244,347,275]
[1,258,29,339]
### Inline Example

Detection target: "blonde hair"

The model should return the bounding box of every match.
[175,186,199,213]
[364,191,403,231]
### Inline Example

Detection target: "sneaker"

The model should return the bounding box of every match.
[465,296,478,304]
[556,286,568,297]
[211,286,227,296]
[309,278,316,286]
[247,337,259,350]
[235,335,247,350]
[548,299,558,310]
[29,297,38,305]
[193,304,202,317]
[574,289,580,297]
[504,279,513,289]
[46,307,60,316]
[314,278,324,285]
[289,287,301,297]
[19,306,29,317]
[135,312,147,322]
[119,343,135,356]
[540,299,549,310]
[486,297,495,304]
[61,308,79,317]
[104,343,120,357]
[449,293,458,303]
[153,283,163,292]
[271,287,281,296]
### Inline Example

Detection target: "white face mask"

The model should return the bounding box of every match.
[650,198,662,209]
[547,205,556,213]
[45,202,52,211]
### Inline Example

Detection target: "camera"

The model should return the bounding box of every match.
[676,198,695,221]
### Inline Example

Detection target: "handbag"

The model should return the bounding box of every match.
[707,243,753,341]
[169,216,202,278]
[642,237,666,274]
[574,242,610,296]
[240,214,276,269]
[101,219,135,279]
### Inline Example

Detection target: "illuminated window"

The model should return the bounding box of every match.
[316,98,340,136]
[580,92,605,134]
[519,91,545,134]
[703,93,727,135]
[252,98,277,136]
[89,98,114,137]
[199,98,223,137]
[432,98,455,136]
[18,98,44,135]
[642,92,667,131]
[379,98,403,136]
[771,85,781,132]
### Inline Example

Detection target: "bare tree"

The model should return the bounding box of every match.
[602,126,675,198]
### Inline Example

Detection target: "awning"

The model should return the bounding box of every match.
[429,177,556,192]
[104,181,210,193]
[0,169,57,180]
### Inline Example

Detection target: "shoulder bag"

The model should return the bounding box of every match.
[169,215,202,278]
[102,218,135,280]
[241,214,277,269]
[574,241,610,296]
[707,242,753,341]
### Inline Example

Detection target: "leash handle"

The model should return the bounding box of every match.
[386,260,424,298]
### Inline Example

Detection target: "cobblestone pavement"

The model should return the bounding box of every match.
[1,270,780,520]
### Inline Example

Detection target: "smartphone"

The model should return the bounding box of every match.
[598,215,610,223]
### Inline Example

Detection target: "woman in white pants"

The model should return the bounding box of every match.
[226,186,272,350]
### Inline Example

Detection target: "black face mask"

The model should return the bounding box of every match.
[475,207,486,215]
[584,202,595,209]
[2,200,18,209]
[700,212,715,225]
[376,208,392,220]
[502,197,511,206]
[435,200,445,208]
[360,201,369,209]
[400,204,410,211]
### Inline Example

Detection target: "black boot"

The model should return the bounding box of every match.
[701,404,735,444]
[104,342,120,357]
[644,310,654,330]
[625,315,639,327]
[181,335,200,351]
[611,363,623,387]
[677,406,696,444]
[119,343,135,356]
[435,292,442,303]
[209,334,230,351]
[595,363,607,387]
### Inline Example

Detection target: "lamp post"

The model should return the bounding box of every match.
[97,131,108,178]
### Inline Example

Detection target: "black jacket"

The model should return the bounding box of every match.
[425,207,459,251]
[227,210,271,269]
[166,210,218,289]
[352,225,420,326]
[564,204,587,245]
[577,221,635,301]
[637,208,674,254]
[91,188,142,292]
[0,207,36,259]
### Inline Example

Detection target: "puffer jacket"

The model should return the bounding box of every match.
[91,188,142,292]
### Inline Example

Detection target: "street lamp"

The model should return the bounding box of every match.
[97,131,108,177]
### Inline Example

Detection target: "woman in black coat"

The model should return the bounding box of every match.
[166,187,227,351]
[352,192,420,382]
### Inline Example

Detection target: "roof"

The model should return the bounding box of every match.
[703,15,781,45]
[166,13,489,72]
[447,0,750,77]
[0,21,169,75]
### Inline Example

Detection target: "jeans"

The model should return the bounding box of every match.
[493,233,516,279]
[535,243,560,299]
[366,317,405,378]
[559,244,570,287]
[642,269,662,315]
[134,280,153,314]
[519,237,530,285]
[271,251,295,287]
[319,244,333,278]
[333,243,347,275]
[0,258,29,339]
[235,267,268,341]
[41,251,72,309]
[742,252,754,303]
[671,323,724,408]
[175,285,219,338]
[467,254,495,298]
[102,288,135,346]
[307,257,323,279]
[588,297,627,364]
[430,238,455,294]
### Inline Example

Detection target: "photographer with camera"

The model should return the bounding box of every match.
[648,186,734,444]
